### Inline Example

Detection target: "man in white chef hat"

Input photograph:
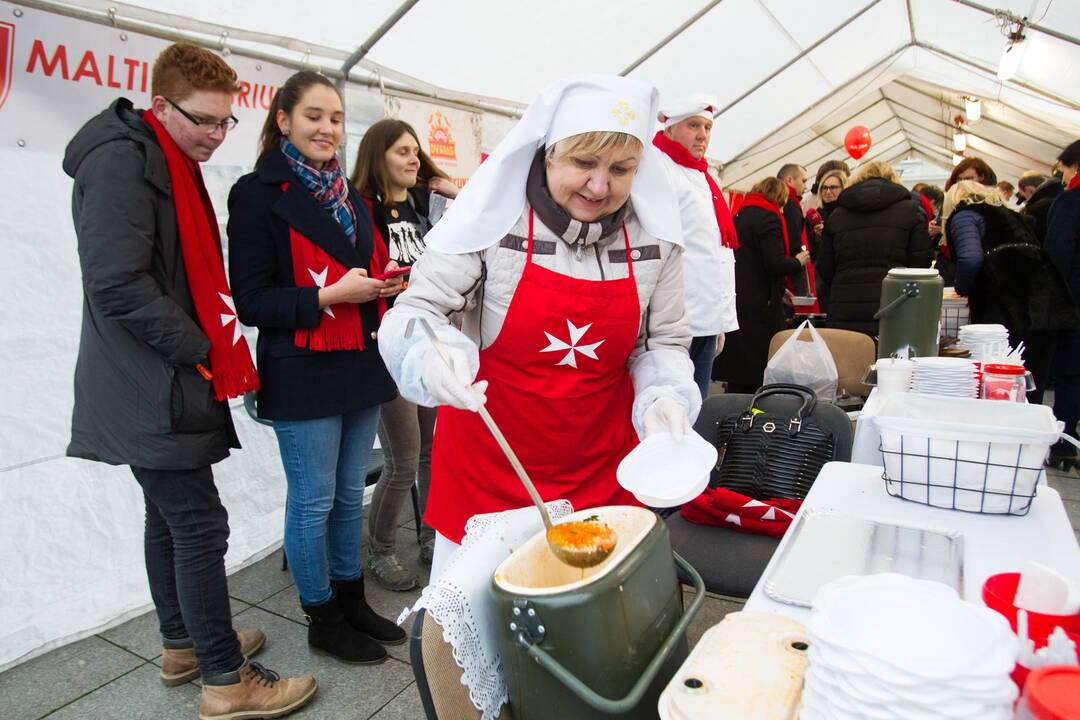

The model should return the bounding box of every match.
[377,74,701,578]
[653,93,739,401]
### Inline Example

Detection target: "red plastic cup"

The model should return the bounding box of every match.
[982,573,1080,689]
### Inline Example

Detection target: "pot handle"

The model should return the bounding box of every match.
[513,551,705,715]
[873,281,920,320]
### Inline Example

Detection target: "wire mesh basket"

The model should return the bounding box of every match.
[879,434,1043,516]
[939,298,970,340]
[872,394,1062,517]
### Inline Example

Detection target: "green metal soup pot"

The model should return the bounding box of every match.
[490,505,705,720]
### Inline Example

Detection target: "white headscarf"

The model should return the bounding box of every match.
[425,74,683,254]
[657,93,719,129]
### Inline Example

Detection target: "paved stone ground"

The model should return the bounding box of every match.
[3,468,1077,719]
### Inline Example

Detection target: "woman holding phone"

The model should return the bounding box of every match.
[227,71,405,664]
[350,119,459,590]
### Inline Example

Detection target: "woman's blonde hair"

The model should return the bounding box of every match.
[818,168,848,193]
[848,160,901,187]
[943,179,1003,221]
[545,131,643,164]
[749,176,789,207]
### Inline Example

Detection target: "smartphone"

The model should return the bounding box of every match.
[374,267,410,281]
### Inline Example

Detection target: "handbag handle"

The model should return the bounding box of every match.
[739,383,817,434]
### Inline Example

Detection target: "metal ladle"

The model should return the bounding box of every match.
[406,318,616,569]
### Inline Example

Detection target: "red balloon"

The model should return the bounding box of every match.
[844,125,873,160]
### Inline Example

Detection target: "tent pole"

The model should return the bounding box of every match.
[337,0,420,172]
[619,0,726,76]
[712,0,884,118]
[914,41,1080,111]
[948,0,1080,48]
[721,97,891,189]
[719,43,910,170]
[889,81,1068,153]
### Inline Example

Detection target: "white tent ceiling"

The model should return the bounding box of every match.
[23,0,1080,188]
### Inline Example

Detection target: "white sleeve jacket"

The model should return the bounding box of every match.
[660,155,738,337]
[378,207,701,438]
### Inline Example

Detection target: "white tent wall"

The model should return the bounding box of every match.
[0,2,513,672]
[2,0,1078,672]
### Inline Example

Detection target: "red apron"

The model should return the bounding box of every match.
[427,210,643,542]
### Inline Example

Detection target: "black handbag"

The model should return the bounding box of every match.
[711,384,836,501]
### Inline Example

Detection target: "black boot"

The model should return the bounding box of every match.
[301,592,387,664]
[331,577,407,645]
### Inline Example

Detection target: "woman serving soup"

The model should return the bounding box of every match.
[378,75,699,578]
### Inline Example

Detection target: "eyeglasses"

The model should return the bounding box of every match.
[821,184,843,193]
[166,98,239,133]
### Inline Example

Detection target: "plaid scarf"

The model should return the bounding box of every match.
[280,138,357,244]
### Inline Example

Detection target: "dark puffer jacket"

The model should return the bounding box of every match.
[1022,178,1064,245]
[816,178,934,336]
[63,98,238,470]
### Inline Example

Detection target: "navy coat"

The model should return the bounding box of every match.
[227,151,396,421]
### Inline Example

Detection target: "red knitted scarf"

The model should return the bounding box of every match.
[287,188,389,351]
[652,131,738,249]
[141,110,259,400]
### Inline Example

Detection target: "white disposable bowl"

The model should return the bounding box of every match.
[616,431,717,508]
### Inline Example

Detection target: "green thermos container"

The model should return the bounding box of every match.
[490,506,704,720]
[874,268,944,360]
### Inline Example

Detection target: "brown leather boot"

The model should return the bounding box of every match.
[160,628,266,686]
[199,661,317,720]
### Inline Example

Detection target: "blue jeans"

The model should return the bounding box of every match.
[689,335,716,402]
[273,406,380,605]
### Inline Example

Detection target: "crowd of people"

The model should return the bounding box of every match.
[61,41,1080,719]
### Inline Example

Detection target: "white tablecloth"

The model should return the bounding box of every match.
[744,462,1080,624]
[849,388,889,465]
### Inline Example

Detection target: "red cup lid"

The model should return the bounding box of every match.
[1026,666,1080,719]
[983,363,1026,375]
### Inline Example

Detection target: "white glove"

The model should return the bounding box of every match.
[716,333,726,355]
[642,396,691,440]
[421,346,488,412]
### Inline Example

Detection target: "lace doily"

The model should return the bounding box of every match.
[396,500,574,720]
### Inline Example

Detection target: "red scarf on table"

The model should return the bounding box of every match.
[1068,174,1080,192]
[653,131,738,249]
[288,188,389,352]
[141,110,259,401]
[784,184,820,313]
[683,487,801,538]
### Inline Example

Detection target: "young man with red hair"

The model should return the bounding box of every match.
[63,43,315,719]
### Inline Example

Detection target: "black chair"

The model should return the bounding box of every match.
[241,393,422,571]
[666,392,853,598]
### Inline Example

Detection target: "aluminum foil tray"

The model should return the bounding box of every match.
[762,508,964,608]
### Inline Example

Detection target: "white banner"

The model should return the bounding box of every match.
[385,93,481,186]
[0,2,294,166]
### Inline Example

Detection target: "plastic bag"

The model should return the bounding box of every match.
[763,320,838,401]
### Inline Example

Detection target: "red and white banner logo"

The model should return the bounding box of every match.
[0,21,14,110]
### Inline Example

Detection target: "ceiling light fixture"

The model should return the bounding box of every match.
[994,11,1027,81]
[963,96,982,122]
[952,153,965,166]
[953,132,968,153]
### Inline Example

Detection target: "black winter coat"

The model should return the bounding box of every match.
[714,205,803,387]
[227,151,396,421]
[1022,179,1065,246]
[63,98,238,470]
[946,201,1079,340]
[1040,187,1080,376]
[782,196,809,294]
[816,178,934,337]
